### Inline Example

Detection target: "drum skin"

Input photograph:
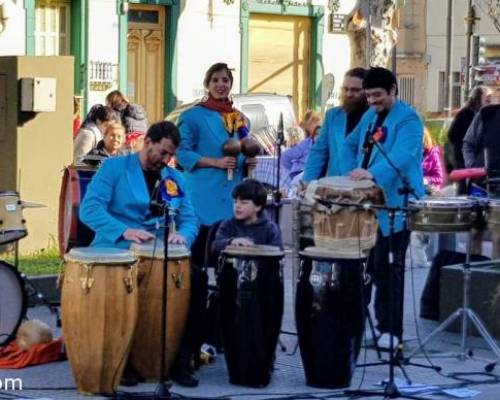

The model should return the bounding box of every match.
[61,260,138,395]
[219,253,284,387]
[0,191,27,245]
[58,166,96,256]
[129,256,191,380]
[296,254,365,388]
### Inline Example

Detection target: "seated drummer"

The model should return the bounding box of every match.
[79,121,199,385]
[212,179,283,253]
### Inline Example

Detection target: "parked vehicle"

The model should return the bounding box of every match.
[166,93,300,154]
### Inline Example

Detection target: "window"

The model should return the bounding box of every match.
[35,0,71,56]
[438,71,462,112]
[397,75,416,107]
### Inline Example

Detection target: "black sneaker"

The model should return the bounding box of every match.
[120,368,139,387]
[171,368,199,388]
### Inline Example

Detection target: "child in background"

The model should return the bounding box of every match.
[212,179,283,252]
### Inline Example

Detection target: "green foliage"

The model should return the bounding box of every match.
[3,247,62,276]
[425,118,449,147]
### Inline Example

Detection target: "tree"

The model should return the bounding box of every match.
[346,0,400,68]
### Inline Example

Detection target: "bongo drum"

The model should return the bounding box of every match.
[409,197,475,233]
[58,165,97,256]
[219,244,284,387]
[128,242,191,380]
[305,177,384,257]
[61,247,138,395]
[0,191,27,245]
[295,247,366,388]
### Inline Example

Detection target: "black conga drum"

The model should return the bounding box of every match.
[296,247,366,388]
[219,244,284,387]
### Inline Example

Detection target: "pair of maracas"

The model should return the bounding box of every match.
[222,136,260,180]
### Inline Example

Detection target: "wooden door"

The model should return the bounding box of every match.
[248,14,311,119]
[127,4,165,122]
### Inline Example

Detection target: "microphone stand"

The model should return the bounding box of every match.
[273,112,285,225]
[156,202,172,399]
[346,139,438,400]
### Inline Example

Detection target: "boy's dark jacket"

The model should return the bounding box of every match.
[211,213,283,253]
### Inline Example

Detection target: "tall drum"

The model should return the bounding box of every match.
[61,247,138,395]
[58,165,97,256]
[219,245,284,387]
[296,247,366,388]
[128,242,191,380]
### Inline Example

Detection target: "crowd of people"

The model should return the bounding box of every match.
[71,61,500,389]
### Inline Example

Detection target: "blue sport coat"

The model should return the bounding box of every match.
[176,105,246,226]
[341,100,425,236]
[303,107,349,182]
[79,153,199,248]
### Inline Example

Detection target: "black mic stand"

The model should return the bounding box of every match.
[346,140,438,399]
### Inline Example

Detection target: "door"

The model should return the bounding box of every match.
[128,4,165,122]
[248,14,311,120]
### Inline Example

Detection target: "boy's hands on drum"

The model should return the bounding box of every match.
[168,233,187,245]
[349,168,373,181]
[231,237,254,247]
[123,228,156,244]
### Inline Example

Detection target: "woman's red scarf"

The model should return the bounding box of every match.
[198,95,249,138]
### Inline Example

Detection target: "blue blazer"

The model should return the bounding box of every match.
[341,101,425,236]
[80,153,199,249]
[303,107,350,182]
[177,106,245,226]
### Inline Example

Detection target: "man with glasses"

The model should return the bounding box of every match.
[302,68,369,182]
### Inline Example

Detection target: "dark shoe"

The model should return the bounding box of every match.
[120,368,139,387]
[171,368,199,388]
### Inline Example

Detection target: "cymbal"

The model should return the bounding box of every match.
[21,200,47,208]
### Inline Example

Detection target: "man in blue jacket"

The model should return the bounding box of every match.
[342,67,425,348]
[80,121,202,387]
[302,67,369,182]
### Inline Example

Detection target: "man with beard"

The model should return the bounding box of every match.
[302,68,369,182]
[341,67,425,347]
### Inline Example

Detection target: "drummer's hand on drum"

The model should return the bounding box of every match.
[349,168,373,181]
[123,228,155,244]
[168,233,187,245]
[231,237,254,247]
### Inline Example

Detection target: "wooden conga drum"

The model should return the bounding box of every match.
[129,242,191,380]
[61,247,138,395]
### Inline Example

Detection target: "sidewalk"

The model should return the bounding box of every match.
[2,258,500,400]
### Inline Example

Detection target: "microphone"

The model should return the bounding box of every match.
[362,123,374,153]
[277,112,285,145]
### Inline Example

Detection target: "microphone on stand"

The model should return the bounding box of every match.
[273,113,284,210]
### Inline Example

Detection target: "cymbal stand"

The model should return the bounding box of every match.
[404,229,500,372]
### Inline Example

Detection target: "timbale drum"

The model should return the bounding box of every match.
[218,244,284,387]
[61,247,138,395]
[128,242,191,380]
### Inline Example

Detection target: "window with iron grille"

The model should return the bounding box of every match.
[397,75,416,107]
[35,0,71,56]
[438,71,462,111]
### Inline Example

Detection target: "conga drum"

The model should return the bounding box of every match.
[61,247,138,395]
[58,165,97,256]
[219,244,284,387]
[296,247,366,388]
[128,242,191,380]
[305,176,384,258]
[0,191,27,245]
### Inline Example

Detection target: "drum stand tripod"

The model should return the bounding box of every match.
[404,230,500,372]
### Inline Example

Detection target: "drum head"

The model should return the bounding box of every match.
[64,247,136,265]
[223,244,284,258]
[300,246,368,260]
[130,242,190,260]
[0,262,27,346]
[409,197,473,209]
